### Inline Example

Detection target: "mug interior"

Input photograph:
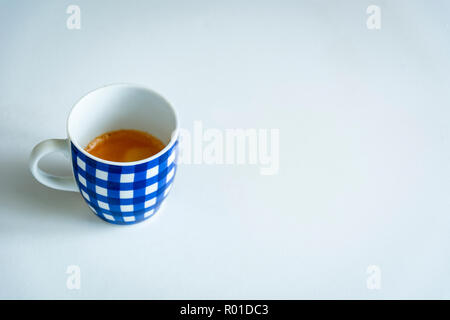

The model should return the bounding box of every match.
[67,84,178,164]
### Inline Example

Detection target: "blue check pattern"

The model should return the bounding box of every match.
[71,141,178,225]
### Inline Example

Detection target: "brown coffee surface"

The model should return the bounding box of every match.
[85,129,166,162]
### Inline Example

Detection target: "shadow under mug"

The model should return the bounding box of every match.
[29,84,179,225]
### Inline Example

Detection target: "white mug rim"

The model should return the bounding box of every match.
[66,83,179,166]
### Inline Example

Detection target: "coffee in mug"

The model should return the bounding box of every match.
[85,129,166,162]
[29,84,178,225]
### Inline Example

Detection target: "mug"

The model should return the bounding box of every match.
[29,84,178,225]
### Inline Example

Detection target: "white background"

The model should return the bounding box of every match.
[0,0,449,299]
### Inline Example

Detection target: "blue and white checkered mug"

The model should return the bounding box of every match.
[29,84,178,225]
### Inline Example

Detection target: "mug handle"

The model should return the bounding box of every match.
[29,138,78,192]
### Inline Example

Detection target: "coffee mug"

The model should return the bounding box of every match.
[29,84,178,225]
